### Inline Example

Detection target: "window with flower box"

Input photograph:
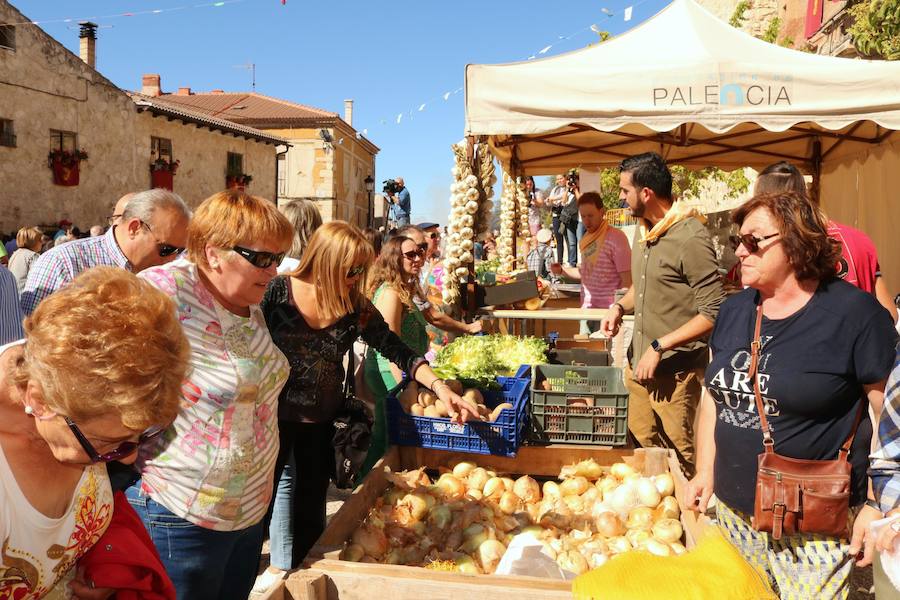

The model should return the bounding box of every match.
[227,152,244,176]
[50,129,77,153]
[0,119,14,147]
[151,136,173,162]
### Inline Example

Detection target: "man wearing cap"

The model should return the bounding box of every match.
[417,221,442,287]
[21,188,191,315]
[53,219,73,242]
[527,228,557,281]
[389,177,411,227]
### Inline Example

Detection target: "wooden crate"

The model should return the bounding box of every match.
[273,445,707,600]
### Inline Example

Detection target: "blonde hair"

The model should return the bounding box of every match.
[279,199,323,260]
[16,227,42,250]
[367,236,423,308]
[12,267,190,430]
[188,190,294,269]
[292,221,375,321]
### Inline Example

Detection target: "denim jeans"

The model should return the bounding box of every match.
[268,454,296,570]
[125,483,265,600]
[552,214,564,264]
[563,220,579,266]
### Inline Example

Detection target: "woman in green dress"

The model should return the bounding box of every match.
[361,236,429,475]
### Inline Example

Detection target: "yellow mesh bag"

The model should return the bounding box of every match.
[571,531,776,600]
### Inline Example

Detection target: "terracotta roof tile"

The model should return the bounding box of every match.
[157,92,338,123]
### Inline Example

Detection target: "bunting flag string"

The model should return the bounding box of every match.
[3,0,268,28]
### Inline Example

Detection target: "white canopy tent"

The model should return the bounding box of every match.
[464,0,900,291]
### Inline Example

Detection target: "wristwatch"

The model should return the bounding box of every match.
[650,339,665,354]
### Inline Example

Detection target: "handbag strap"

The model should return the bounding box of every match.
[749,302,864,457]
[344,343,356,398]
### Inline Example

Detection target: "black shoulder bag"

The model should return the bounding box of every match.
[331,348,373,490]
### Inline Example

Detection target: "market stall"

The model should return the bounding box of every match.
[464,0,900,288]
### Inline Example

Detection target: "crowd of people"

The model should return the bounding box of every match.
[2,152,900,600]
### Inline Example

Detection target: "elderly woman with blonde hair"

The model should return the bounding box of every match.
[0,267,189,599]
[260,221,475,570]
[8,226,43,292]
[125,190,295,600]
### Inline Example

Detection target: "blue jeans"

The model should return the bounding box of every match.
[563,220,578,266]
[125,483,265,600]
[268,454,296,570]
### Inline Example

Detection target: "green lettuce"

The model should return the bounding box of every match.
[433,334,547,387]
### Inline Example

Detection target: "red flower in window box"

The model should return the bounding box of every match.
[225,173,252,190]
[47,149,88,186]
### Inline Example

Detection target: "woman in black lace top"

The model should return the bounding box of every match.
[260,221,474,566]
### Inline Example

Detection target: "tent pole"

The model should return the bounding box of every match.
[510,144,520,269]
[811,138,822,206]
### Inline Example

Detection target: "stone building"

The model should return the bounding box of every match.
[0,0,284,233]
[145,86,380,228]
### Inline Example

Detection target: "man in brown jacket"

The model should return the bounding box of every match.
[600,153,724,476]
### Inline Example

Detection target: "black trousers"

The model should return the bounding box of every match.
[272,420,333,568]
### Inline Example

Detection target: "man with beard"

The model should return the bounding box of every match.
[599,152,724,476]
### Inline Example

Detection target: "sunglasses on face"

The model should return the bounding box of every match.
[428,232,440,240]
[730,232,780,253]
[417,242,429,252]
[403,248,426,261]
[231,246,285,269]
[64,415,165,463]
[347,265,366,278]
[140,221,185,257]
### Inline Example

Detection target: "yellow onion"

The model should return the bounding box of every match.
[383,489,405,506]
[513,475,541,503]
[651,518,683,544]
[467,467,490,492]
[494,515,519,532]
[607,536,632,554]
[610,462,637,480]
[588,552,609,569]
[563,495,585,514]
[581,487,600,505]
[518,525,544,539]
[643,538,672,557]
[483,477,506,500]
[436,474,466,499]
[539,501,573,530]
[402,493,431,522]
[341,543,365,562]
[559,476,590,497]
[501,477,516,492]
[626,506,654,530]
[559,459,604,481]
[542,481,561,499]
[625,528,652,548]
[453,461,476,479]
[384,548,404,565]
[655,495,680,520]
[499,491,521,515]
[454,554,480,574]
[557,550,589,575]
[608,481,639,516]
[428,504,453,529]
[595,512,626,537]
[653,473,675,497]
[636,478,662,508]
[597,476,619,497]
[670,541,687,555]
[477,539,506,573]
[351,525,388,558]
[360,555,378,563]
[466,488,483,501]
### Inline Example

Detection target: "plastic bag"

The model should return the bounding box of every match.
[869,515,900,592]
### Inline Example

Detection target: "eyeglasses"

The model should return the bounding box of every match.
[232,246,285,269]
[730,232,780,253]
[417,242,429,252]
[64,416,164,463]
[140,221,185,257]
[428,232,440,240]
[403,248,426,261]
[107,214,122,225]
[347,265,366,278]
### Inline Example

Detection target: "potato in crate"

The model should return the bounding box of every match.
[529,364,629,446]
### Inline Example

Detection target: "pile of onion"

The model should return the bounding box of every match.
[341,457,684,575]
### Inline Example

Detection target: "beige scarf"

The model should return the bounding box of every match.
[640,199,707,243]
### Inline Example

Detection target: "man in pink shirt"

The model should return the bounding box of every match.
[551,192,632,334]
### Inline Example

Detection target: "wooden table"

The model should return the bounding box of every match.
[480,306,633,338]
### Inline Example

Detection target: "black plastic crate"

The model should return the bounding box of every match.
[529,364,628,446]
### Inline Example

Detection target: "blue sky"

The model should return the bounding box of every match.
[13,0,671,225]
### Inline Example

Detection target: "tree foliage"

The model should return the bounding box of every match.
[729,0,751,28]
[848,0,900,59]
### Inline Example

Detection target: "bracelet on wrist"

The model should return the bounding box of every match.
[612,302,625,316]
[865,498,882,512]
[431,379,448,393]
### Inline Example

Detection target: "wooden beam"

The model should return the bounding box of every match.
[788,124,881,145]
[820,121,865,161]
[495,125,592,148]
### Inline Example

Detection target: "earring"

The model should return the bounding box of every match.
[24,405,34,415]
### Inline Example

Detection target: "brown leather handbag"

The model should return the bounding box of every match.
[749,303,864,540]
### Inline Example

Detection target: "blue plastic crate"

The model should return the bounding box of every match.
[386,366,531,457]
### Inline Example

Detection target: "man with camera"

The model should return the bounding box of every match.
[547,172,580,267]
[386,177,411,227]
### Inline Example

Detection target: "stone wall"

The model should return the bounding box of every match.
[697,0,779,38]
[0,0,278,233]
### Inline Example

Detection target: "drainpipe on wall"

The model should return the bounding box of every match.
[275,144,289,205]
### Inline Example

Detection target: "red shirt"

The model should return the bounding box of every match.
[827,221,879,294]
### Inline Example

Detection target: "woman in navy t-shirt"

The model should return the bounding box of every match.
[683,191,897,599]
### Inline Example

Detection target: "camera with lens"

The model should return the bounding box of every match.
[383,179,401,196]
[566,170,579,188]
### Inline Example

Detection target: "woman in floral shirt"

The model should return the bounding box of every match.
[260,221,476,567]
[126,191,294,600]
[0,267,188,599]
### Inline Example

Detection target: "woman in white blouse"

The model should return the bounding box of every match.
[0,267,188,599]
[126,190,294,600]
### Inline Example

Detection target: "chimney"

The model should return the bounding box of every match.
[142,74,161,97]
[176,87,192,96]
[344,99,353,127]
[78,22,97,69]
[210,89,225,95]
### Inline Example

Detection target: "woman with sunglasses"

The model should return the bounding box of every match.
[259,222,475,569]
[125,190,294,600]
[683,191,897,598]
[0,267,188,599]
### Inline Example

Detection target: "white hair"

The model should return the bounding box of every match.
[121,188,191,224]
